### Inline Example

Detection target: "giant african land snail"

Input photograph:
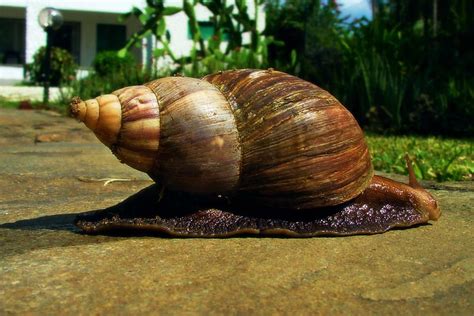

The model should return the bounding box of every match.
[71,69,440,237]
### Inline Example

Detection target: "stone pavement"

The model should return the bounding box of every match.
[0,108,473,315]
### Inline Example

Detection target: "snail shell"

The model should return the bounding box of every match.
[71,69,372,210]
[71,69,440,237]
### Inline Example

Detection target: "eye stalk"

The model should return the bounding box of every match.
[405,154,441,220]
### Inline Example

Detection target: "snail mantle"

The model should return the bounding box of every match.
[71,69,441,237]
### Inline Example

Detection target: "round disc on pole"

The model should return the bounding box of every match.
[38,7,63,31]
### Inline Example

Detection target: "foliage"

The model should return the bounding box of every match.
[265,0,474,136]
[336,8,474,136]
[366,133,473,181]
[265,0,344,75]
[92,51,136,77]
[26,46,78,86]
[67,52,163,103]
[0,96,21,109]
[119,0,181,64]
[64,67,164,102]
[121,0,273,76]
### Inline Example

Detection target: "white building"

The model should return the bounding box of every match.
[0,0,264,84]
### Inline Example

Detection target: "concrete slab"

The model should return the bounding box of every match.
[0,108,473,314]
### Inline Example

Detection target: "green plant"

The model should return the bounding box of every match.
[26,46,78,86]
[93,51,136,77]
[265,0,474,136]
[0,96,21,109]
[119,0,182,63]
[121,0,273,77]
[336,19,410,129]
[64,64,172,103]
[62,50,169,104]
[181,45,270,77]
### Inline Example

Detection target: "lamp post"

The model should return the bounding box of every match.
[38,7,63,105]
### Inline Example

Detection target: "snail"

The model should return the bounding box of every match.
[71,69,441,237]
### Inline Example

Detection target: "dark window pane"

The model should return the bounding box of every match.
[51,21,81,64]
[0,18,25,64]
[96,24,126,52]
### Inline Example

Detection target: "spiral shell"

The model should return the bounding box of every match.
[71,69,373,210]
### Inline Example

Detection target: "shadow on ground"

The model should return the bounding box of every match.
[1,212,81,232]
[0,212,125,258]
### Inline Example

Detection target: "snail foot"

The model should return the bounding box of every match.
[74,183,432,238]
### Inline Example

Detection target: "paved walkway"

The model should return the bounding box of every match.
[0,108,473,314]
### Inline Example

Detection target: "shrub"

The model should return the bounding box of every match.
[93,51,136,77]
[65,65,168,102]
[27,47,78,86]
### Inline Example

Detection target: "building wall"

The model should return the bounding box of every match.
[58,10,141,67]
[13,1,142,66]
[1,0,146,69]
[0,6,26,83]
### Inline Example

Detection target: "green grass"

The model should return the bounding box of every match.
[366,133,473,181]
[0,97,21,109]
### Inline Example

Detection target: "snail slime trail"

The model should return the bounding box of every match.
[71,69,441,237]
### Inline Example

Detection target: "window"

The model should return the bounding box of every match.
[96,24,126,52]
[0,18,25,65]
[188,21,229,41]
[51,22,81,64]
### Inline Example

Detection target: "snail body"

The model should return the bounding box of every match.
[71,69,440,237]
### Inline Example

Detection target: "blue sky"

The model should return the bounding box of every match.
[337,0,372,20]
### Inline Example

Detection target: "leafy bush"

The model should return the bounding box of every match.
[93,50,136,77]
[265,0,474,137]
[181,46,270,78]
[27,47,78,86]
[121,0,273,78]
[335,15,474,136]
[66,66,166,102]
[62,50,152,102]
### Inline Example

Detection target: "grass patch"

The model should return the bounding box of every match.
[0,97,22,109]
[366,133,473,181]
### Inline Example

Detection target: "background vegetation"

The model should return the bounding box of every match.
[26,46,77,86]
[69,50,155,100]
[266,0,473,136]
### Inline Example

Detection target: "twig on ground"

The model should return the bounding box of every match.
[76,176,152,186]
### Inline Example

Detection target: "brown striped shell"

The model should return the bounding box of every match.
[70,69,373,210]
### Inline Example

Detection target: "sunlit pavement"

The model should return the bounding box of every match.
[0,108,472,314]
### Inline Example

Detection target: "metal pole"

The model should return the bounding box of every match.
[43,28,52,105]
